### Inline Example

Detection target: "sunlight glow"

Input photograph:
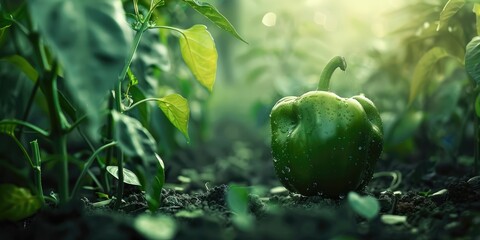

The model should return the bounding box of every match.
[262,12,277,27]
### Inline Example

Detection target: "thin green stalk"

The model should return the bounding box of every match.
[77,127,107,193]
[148,25,186,37]
[373,171,402,191]
[18,80,40,136]
[117,11,153,95]
[317,56,347,91]
[124,97,162,111]
[71,141,117,198]
[104,96,114,193]
[87,170,104,193]
[114,14,151,202]
[113,9,154,209]
[54,135,68,204]
[43,64,69,204]
[66,110,108,133]
[0,119,49,137]
[114,150,124,209]
[30,140,45,206]
[12,137,34,169]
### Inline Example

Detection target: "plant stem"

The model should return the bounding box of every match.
[114,150,124,209]
[317,56,347,91]
[0,119,49,137]
[30,140,45,206]
[71,141,117,198]
[104,96,114,193]
[124,97,163,111]
[113,10,153,209]
[43,63,69,204]
[18,80,40,136]
[53,134,68,204]
[117,11,153,95]
[372,171,402,191]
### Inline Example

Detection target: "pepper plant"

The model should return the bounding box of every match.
[405,0,480,174]
[0,0,244,221]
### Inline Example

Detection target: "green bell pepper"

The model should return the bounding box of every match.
[270,56,383,197]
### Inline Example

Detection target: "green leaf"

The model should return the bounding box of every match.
[437,0,465,31]
[127,67,139,87]
[134,214,176,240]
[466,36,480,85]
[0,55,38,82]
[175,209,204,218]
[182,0,246,43]
[111,111,164,211]
[227,185,249,215]
[112,111,157,158]
[157,94,190,141]
[408,47,454,104]
[227,184,253,230]
[178,25,218,92]
[106,166,141,186]
[473,4,480,35]
[381,214,407,225]
[0,184,41,221]
[28,0,132,139]
[347,192,380,220]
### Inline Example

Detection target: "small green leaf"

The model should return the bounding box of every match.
[408,47,455,104]
[178,25,218,92]
[158,94,190,141]
[0,55,38,82]
[106,166,141,186]
[347,192,380,220]
[227,185,249,215]
[437,0,465,31]
[175,209,204,218]
[0,184,41,221]
[227,184,253,230]
[381,214,407,225]
[182,0,246,43]
[466,36,480,85]
[134,214,176,240]
[270,186,288,194]
[127,68,139,87]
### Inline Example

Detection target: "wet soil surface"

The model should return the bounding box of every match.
[2,162,480,240]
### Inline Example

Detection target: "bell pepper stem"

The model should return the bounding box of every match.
[317,56,347,91]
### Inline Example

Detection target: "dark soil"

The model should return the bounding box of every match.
[1,160,480,240]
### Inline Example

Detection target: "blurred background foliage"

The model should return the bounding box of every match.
[0,0,478,191]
